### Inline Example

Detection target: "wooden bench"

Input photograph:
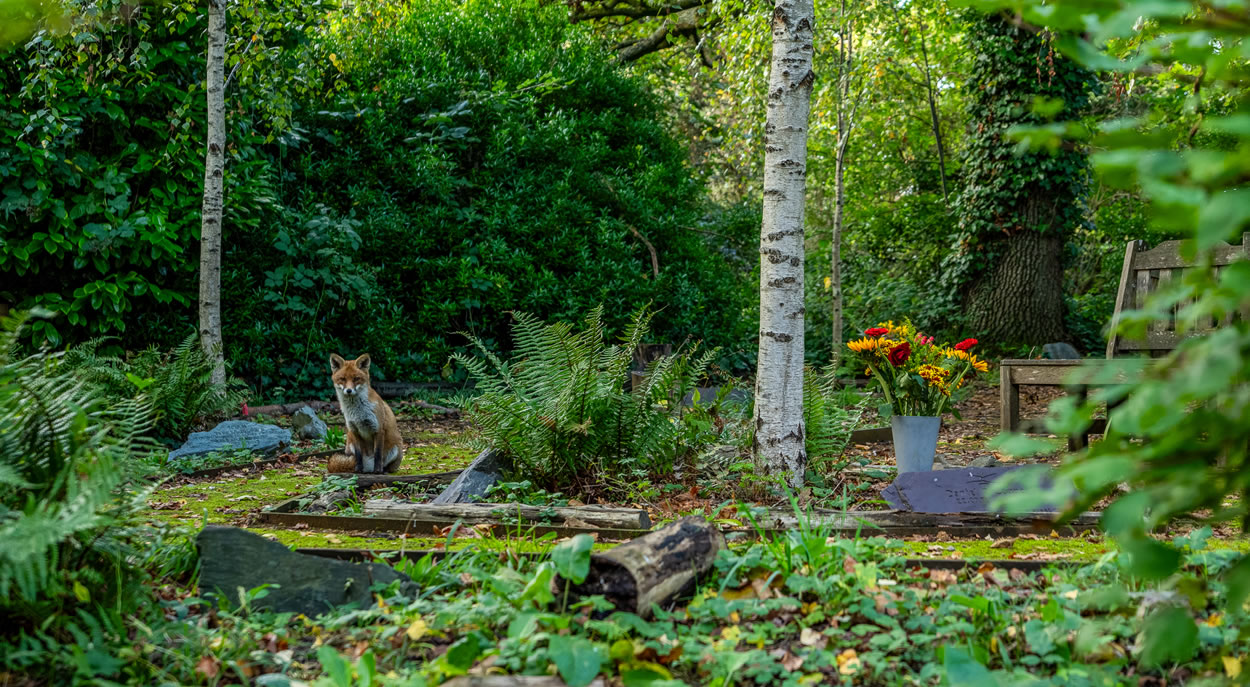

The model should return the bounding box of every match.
[1000,233,1248,450]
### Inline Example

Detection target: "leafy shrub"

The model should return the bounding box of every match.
[0,311,170,680]
[454,306,717,498]
[60,334,247,441]
[1,0,756,400]
[986,0,1250,625]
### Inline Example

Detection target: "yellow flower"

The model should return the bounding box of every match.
[847,337,888,354]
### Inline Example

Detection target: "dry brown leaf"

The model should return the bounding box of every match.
[990,537,1015,549]
[564,517,593,529]
[799,627,828,650]
[750,576,773,601]
[781,651,804,672]
[843,556,858,575]
[195,656,221,679]
[928,569,958,586]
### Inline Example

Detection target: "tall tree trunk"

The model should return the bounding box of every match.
[754,0,814,490]
[917,31,949,204]
[200,0,226,388]
[966,207,1067,344]
[829,1,854,369]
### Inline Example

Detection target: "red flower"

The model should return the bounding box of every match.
[954,338,978,351]
[888,342,911,366]
[865,327,889,337]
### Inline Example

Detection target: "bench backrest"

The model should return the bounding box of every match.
[1106,232,1249,358]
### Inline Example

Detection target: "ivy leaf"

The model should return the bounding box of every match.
[552,534,595,584]
[548,634,605,687]
[1137,606,1198,668]
[941,646,997,687]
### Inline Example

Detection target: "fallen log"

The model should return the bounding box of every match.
[559,515,724,618]
[361,500,652,530]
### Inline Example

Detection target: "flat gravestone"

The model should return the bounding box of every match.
[882,466,1066,513]
[197,526,416,615]
[169,420,291,461]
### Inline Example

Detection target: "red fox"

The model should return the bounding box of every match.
[326,353,404,474]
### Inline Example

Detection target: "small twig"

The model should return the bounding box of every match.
[627,224,661,278]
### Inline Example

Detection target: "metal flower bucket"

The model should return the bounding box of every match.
[891,415,941,473]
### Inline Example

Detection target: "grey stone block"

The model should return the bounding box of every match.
[168,420,291,461]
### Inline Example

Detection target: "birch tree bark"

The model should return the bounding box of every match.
[754,0,814,490]
[199,0,227,387]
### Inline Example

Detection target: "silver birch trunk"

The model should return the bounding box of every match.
[200,0,227,388]
[754,0,815,490]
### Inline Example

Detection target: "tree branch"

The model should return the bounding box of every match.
[570,0,706,23]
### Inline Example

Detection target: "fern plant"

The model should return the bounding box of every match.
[803,366,866,478]
[61,333,247,440]
[454,306,718,498]
[0,311,165,679]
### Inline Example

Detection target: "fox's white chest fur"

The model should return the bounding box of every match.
[338,390,379,438]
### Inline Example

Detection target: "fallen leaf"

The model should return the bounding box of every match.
[195,656,221,679]
[836,649,860,676]
[799,627,827,649]
[780,651,804,672]
[1224,656,1242,678]
[564,516,593,529]
[928,569,957,586]
[843,556,857,575]
[977,562,996,576]
[990,537,1015,549]
[750,576,773,600]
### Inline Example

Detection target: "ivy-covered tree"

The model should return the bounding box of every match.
[953,15,1096,346]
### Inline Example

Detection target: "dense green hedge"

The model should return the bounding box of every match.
[0,0,754,400]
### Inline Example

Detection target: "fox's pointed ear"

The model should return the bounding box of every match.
[355,353,371,371]
[330,354,346,372]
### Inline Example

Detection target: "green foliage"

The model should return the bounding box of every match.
[0,311,173,680]
[455,306,719,498]
[983,0,1250,606]
[949,14,1097,285]
[60,334,247,440]
[1,0,754,399]
[802,366,864,478]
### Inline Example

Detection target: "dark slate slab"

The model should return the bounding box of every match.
[882,466,1063,513]
[431,448,512,504]
[169,420,291,461]
[1043,342,1081,360]
[197,526,416,616]
[291,406,328,441]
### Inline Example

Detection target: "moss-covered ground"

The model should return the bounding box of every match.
[146,412,1247,564]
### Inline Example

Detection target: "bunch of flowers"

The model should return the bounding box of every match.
[845,320,990,417]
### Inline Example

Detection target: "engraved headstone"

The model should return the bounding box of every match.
[882,466,1065,513]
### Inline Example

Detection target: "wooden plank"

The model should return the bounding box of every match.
[361,500,653,529]
[443,678,605,687]
[259,509,1101,539]
[295,547,1084,573]
[742,508,1101,531]
[1133,239,1247,270]
[1117,332,1183,350]
[1150,268,1174,335]
[1006,362,1084,386]
[1107,240,1139,358]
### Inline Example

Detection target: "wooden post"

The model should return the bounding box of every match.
[361,501,651,530]
[561,516,725,618]
[1000,363,1019,432]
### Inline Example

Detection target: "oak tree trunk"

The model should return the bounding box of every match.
[754,0,815,490]
[966,229,1067,344]
[199,0,227,388]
